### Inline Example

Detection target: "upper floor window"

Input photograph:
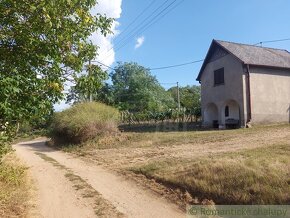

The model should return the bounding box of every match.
[214,68,224,86]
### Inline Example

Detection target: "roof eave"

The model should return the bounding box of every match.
[196,40,216,81]
[196,39,244,81]
[245,63,290,71]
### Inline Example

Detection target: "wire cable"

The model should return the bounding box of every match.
[101,0,172,58]
[253,38,290,46]
[94,37,290,73]
[112,0,180,54]
[101,0,182,61]
[148,59,204,70]
[111,0,156,43]
[93,58,204,72]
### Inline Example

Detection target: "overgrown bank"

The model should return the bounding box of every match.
[49,102,120,145]
[0,153,30,217]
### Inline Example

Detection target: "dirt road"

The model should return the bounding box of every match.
[13,138,184,218]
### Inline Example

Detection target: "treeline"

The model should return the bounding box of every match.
[67,62,201,123]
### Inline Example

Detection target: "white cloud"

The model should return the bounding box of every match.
[135,36,145,49]
[54,0,122,111]
[90,0,122,68]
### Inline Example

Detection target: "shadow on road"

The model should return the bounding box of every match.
[18,140,56,153]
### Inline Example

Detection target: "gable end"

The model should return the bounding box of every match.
[196,40,243,81]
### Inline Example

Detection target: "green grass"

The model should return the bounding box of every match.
[130,143,290,204]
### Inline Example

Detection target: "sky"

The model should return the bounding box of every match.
[54,0,290,110]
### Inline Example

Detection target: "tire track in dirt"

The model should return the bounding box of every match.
[13,138,183,218]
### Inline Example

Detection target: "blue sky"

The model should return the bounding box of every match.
[109,0,290,88]
[55,0,290,110]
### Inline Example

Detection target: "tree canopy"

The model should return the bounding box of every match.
[66,64,108,103]
[0,0,113,145]
[167,85,201,117]
[110,62,175,112]
[0,0,112,127]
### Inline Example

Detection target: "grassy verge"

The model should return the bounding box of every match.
[62,123,289,151]
[58,123,289,205]
[130,143,290,205]
[0,154,30,217]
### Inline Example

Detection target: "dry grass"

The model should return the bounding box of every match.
[73,123,289,150]
[0,154,30,218]
[64,123,290,205]
[131,143,290,204]
[50,102,120,144]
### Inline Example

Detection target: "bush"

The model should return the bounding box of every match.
[50,102,120,144]
[0,122,15,161]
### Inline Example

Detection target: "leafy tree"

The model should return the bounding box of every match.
[96,83,115,106]
[67,64,108,103]
[168,85,201,118]
[0,0,113,141]
[111,62,174,112]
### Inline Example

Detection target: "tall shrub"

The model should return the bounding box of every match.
[50,102,120,144]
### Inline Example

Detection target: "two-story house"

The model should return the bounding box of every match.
[196,40,290,127]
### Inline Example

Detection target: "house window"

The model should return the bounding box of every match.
[214,68,224,85]
[225,106,229,117]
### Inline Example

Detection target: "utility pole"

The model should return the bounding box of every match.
[177,82,180,112]
[89,59,93,102]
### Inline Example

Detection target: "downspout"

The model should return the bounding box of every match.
[245,64,252,123]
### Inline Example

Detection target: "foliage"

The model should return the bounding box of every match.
[111,62,175,112]
[0,0,113,142]
[167,85,201,119]
[0,122,15,160]
[67,64,108,103]
[50,102,120,144]
[96,83,115,106]
[120,90,201,123]
[121,108,193,124]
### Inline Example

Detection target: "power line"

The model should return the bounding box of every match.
[253,38,290,46]
[101,0,172,59]
[108,0,156,45]
[94,37,290,73]
[93,58,204,72]
[102,0,183,61]
[113,0,182,55]
[91,60,115,70]
[148,59,204,70]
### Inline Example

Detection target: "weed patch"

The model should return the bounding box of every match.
[50,102,120,145]
[0,154,30,217]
